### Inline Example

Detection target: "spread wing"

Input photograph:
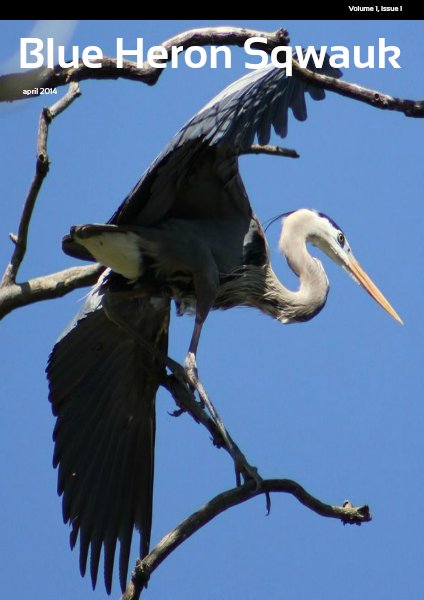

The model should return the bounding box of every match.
[64,55,342,259]
[113,55,341,227]
[47,276,170,593]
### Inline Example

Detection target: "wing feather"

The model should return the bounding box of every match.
[47,277,170,592]
[106,54,342,229]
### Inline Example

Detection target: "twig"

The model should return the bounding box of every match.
[0,82,81,288]
[291,58,424,118]
[240,144,299,158]
[119,479,371,600]
[163,374,225,446]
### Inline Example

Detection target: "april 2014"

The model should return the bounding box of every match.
[22,87,58,96]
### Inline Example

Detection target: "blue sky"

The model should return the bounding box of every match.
[1,19,423,600]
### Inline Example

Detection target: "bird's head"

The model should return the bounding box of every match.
[279,208,403,324]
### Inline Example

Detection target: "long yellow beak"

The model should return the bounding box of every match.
[348,256,403,325]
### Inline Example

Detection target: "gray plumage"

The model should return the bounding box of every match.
[47,54,347,594]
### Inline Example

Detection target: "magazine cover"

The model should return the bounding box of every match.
[0,18,422,600]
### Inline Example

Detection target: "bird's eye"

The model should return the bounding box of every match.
[337,233,345,245]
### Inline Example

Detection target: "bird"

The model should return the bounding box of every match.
[46,54,402,594]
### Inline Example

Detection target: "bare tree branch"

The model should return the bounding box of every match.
[240,144,300,159]
[0,264,102,319]
[1,82,81,288]
[291,58,424,118]
[163,374,225,445]
[1,116,49,287]
[119,479,371,600]
[163,373,261,488]
[0,83,90,319]
[0,26,290,102]
[1,25,423,118]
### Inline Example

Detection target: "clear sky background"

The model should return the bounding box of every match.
[1,19,423,600]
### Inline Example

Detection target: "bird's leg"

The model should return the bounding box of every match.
[185,275,262,488]
[104,281,261,487]
[185,335,261,487]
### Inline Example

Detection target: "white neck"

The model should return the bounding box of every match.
[272,221,330,323]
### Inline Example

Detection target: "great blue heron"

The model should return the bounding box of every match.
[47,55,401,594]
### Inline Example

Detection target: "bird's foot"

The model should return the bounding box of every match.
[235,455,262,489]
[234,454,270,512]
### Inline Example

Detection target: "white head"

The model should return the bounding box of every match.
[279,209,403,324]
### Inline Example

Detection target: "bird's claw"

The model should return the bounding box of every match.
[237,459,262,489]
[168,408,185,418]
[236,461,270,513]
